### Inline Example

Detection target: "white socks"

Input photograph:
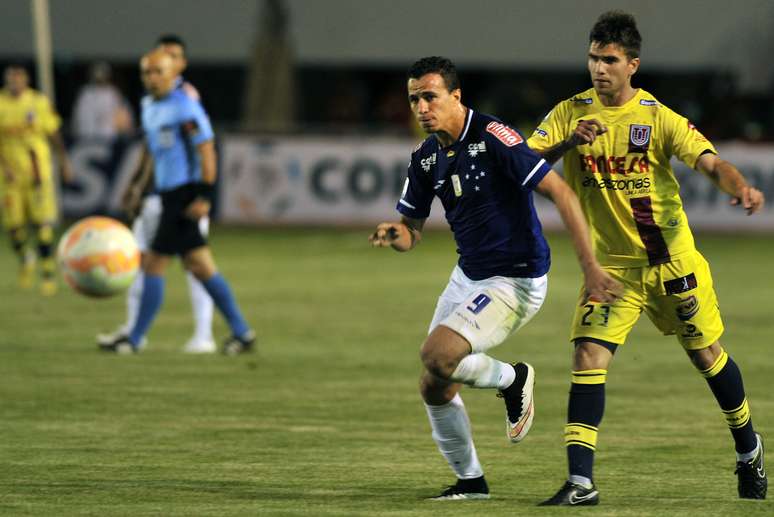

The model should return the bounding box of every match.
[449,353,515,389]
[569,475,594,488]
[123,270,144,334]
[187,271,214,341]
[425,394,483,479]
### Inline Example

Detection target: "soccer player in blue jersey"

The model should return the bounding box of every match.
[99,50,254,355]
[97,34,216,353]
[369,56,622,500]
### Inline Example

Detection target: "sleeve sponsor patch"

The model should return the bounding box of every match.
[486,121,523,147]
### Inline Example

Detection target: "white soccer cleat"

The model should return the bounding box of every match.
[183,337,216,354]
[498,362,535,443]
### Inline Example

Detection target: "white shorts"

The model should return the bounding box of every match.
[428,265,547,353]
[132,194,210,252]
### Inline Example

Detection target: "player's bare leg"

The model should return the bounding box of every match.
[423,325,535,442]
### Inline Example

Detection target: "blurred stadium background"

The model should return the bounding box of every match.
[1,1,772,515]
[2,0,774,228]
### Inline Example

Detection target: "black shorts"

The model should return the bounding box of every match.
[151,183,208,255]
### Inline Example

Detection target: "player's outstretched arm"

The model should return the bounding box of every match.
[696,154,765,215]
[540,119,607,165]
[536,170,622,303]
[369,216,424,252]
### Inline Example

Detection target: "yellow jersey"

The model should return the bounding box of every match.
[0,88,61,184]
[528,87,716,267]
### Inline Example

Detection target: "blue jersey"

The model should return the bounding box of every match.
[141,88,214,192]
[398,109,552,280]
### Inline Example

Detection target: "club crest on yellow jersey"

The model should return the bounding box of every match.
[628,124,652,152]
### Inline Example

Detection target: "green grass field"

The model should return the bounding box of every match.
[0,227,772,516]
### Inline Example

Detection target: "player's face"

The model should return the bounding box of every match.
[407,73,462,134]
[587,42,639,97]
[158,43,187,76]
[140,54,177,98]
[4,67,29,96]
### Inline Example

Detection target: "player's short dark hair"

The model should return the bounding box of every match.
[4,62,28,73]
[156,34,186,51]
[589,10,641,59]
[407,56,460,92]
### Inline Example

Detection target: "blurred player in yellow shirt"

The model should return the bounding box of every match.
[0,64,73,295]
[528,11,767,505]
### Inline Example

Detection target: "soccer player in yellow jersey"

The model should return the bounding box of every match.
[0,64,73,295]
[527,11,767,505]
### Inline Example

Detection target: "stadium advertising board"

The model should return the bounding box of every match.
[218,136,774,230]
[62,137,774,231]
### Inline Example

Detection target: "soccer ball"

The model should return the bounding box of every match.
[57,216,140,297]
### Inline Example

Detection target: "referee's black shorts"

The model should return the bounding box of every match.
[151,183,208,255]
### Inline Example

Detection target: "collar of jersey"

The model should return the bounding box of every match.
[593,87,644,110]
[436,107,474,151]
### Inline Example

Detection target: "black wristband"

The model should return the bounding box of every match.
[194,182,215,202]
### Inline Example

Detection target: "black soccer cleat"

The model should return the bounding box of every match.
[497,362,535,443]
[97,336,137,355]
[539,481,599,506]
[222,329,257,356]
[736,432,767,499]
[429,475,490,501]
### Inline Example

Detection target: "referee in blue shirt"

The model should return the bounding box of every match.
[100,50,254,355]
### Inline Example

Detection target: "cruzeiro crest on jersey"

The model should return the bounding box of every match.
[628,124,652,153]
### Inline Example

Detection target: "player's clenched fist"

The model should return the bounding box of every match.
[369,222,414,251]
[369,222,400,246]
[569,119,607,146]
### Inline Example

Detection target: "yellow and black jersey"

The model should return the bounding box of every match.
[528,87,716,267]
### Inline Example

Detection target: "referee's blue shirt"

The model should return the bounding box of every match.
[141,88,214,192]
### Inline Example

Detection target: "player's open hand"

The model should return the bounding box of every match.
[582,266,623,304]
[730,185,765,215]
[569,119,607,146]
[369,222,403,248]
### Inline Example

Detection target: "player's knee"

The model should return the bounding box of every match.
[687,342,722,370]
[573,340,614,370]
[186,261,215,282]
[420,340,459,380]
